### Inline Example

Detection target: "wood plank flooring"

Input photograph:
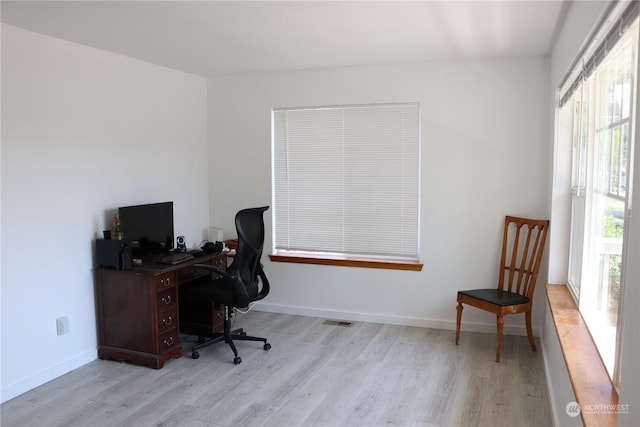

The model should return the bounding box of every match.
[1,311,552,427]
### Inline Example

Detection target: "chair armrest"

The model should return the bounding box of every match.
[193,263,234,280]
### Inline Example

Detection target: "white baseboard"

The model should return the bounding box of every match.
[541,337,562,427]
[1,348,98,404]
[252,302,540,337]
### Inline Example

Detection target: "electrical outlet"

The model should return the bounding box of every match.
[56,316,70,335]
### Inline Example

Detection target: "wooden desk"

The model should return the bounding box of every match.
[95,252,227,369]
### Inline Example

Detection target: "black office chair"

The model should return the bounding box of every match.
[179,206,271,364]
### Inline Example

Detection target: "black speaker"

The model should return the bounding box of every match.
[96,239,132,270]
[176,235,186,252]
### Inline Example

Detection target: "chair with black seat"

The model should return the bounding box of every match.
[455,216,549,362]
[179,206,271,364]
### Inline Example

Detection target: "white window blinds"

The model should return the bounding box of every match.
[272,103,420,260]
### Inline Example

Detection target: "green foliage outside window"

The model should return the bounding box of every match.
[603,214,623,306]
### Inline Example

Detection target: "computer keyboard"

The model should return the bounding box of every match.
[158,253,194,265]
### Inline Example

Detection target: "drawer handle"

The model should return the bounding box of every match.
[161,295,172,305]
[162,316,173,326]
[163,336,174,347]
[161,277,171,287]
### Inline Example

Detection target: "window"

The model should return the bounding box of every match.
[560,8,638,383]
[272,103,420,266]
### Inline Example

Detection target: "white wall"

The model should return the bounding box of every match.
[544,1,640,426]
[207,58,551,332]
[0,24,209,403]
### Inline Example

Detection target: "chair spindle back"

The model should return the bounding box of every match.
[498,216,549,298]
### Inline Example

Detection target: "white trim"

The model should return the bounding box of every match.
[541,332,565,427]
[251,302,538,337]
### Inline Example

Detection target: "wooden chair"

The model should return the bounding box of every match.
[455,216,549,362]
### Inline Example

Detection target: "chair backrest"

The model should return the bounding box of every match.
[227,206,270,304]
[498,216,550,299]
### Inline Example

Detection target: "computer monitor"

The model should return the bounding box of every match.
[118,201,174,255]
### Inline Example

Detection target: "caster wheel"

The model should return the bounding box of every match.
[234,356,242,365]
[264,343,272,351]
[240,331,247,336]
[192,351,199,359]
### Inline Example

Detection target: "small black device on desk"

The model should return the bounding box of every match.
[201,241,223,253]
[96,239,132,270]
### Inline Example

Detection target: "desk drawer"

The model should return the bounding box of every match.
[213,306,224,332]
[176,265,209,285]
[158,329,180,353]
[154,272,176,292]
[213,254,226,269]
[156,288,176,309]
[157,307,178,332]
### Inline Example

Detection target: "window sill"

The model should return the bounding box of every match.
[269,253,423,271]
[545,284,618,427]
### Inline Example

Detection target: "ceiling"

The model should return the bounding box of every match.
[1,1,568,77]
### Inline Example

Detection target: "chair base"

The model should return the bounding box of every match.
[455,299,536,363]
[189,306,270,364]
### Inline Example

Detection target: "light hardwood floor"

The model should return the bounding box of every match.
[1,311,552,427]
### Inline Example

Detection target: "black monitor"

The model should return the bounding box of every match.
[118,201,174,255]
